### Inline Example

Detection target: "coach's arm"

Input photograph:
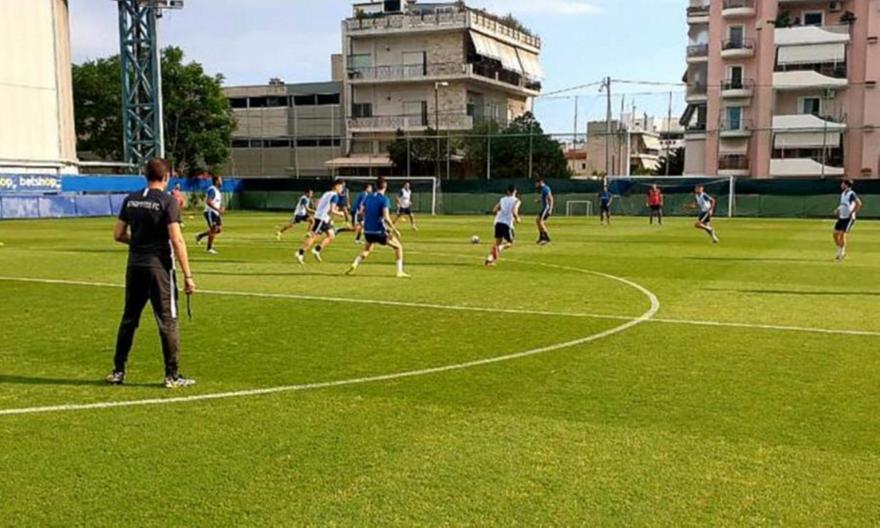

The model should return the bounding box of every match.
[168,222,197,294]
[113,220,131,245]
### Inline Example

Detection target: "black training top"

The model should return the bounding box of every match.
[118,188,181,269]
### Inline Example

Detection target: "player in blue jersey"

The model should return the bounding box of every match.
[276,189,314,241]
[598,185,613,225]
[834,179,863,262]
[351,183,374,245]
[346,177,410,278]
[693,185,720,244]
[296,180,346,264]
[535,177,554,245]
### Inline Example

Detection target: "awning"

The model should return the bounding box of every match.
[641,134,663,152]
[324,156,393,169]
[775,132,842,149]
[496,41,523,74]
[470,31,501,61]
[719,138,749,155]
[516,48,543,79]
[778,43,845,65]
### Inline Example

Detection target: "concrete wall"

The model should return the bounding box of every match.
[0,0,77,173]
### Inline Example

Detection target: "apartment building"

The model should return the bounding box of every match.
[341,0,543,170]
[222,81,345,177]
[683,0,880,178]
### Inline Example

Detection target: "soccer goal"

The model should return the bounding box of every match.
[605,175,736,218]
[565,201,594,217]
[342,176,441,216]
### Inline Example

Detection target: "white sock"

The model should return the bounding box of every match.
[352,256,363,268]
[397,259,404,273]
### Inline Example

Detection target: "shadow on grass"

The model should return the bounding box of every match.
[704,288,880,297]
[0,375,157,388]
[685,256,820,264]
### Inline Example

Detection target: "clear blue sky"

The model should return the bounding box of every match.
[69,0,688,134]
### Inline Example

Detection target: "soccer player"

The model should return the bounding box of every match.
[296,179,346,264]
[394,181,418,230]
[338,184,352,225]
[346,177,410,278]
[598,185,613,225]
[485,185,521,267]
[834,179,863,262]
[171,183,186,209]
[195,175,224,255]
[276,189,314,241]
[108,158,196,389]
[351,183,374,245]
[535,177,553,245]
[693,184,720,244]
[646,184,664,225]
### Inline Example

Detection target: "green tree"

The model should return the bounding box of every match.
[73,46,236,176]
[464,113,570,180]
[387,128,450,176]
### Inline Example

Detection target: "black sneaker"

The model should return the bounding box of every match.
[106,371,125,385]
[164,375,196,389]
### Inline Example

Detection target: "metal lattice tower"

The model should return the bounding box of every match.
[116,1,183,169]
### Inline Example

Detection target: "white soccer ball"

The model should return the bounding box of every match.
[471,235,480,245]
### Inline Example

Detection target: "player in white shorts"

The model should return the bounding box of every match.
[195,175,224,254]
[834,179,863,262]
[485,185,521,267]
[296,180,346,264]
[693,185,719,244]
[394,181,418,231]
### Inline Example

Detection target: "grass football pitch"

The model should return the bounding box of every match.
[0,213,878,526]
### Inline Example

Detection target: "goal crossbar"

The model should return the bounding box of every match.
[342,176,440,216]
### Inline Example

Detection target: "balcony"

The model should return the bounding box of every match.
[348,114,474,133]
[773,65,848,90]
[687,43,709,63]
[718,154,750,176]
[721,78,754,99]
[720,118,753,137]
[722,0,756,19]
[773,114,846,149]
[770,157,844,177]
[687,5,709,25]
[721,38,755,59]
[468,62,542,95]
[686,81,708,102]
[775,25,850,46]
[685,122,708,137]
[348,62,467,83]
[344,8,541,51]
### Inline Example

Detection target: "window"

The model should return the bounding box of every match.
[801,97,822,116]
[231,139,250,148]
[249,97,267,108]
[293,94,317,106]
[352,103,373,118]
[726,106,743,130]
[229,97,248,109]
[267,139,291,148]
[317,93,341,105]
[728,65,743,88]
[348,54,372,70]
[266,96,288,108]
[803,11,824,26]
[296,138,319,147]
[728,26,744,47]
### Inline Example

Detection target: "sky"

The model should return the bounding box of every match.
[69,0,688,134]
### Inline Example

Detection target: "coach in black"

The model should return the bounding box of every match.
[107,159,197,388]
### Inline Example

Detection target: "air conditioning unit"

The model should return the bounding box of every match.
[829,1,843,13]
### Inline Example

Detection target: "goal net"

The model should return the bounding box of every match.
[342,176,441,215]
[565,201,594,217]
[605,176,735,218]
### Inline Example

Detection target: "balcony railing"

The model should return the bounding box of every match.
[722,37,756,51]
[722,78,754,91]
[348,62,467,81]
[686,122,707,133]
[775,62,848,78]
[469,62,542,92]
[719,154,749,170]
[723,0,754,9]
[687,81,708,98]
[469,10,542,49]
[720,118,754,133]
[687,5,709,18]
[687,43,709,58]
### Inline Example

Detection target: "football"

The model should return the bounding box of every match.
[471,235,480,245]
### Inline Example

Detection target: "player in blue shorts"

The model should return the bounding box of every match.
[535,177,554,245]
[296,180,346,264]
[834,179,863,262]
[598,185,613,225]
[276,189,314,241]
[351,183,374,245]
[346,177,410,278]
[693,185,720,244]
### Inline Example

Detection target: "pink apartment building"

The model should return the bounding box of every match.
[683,0,880,179]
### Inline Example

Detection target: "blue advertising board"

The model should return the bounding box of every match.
[0,175,63,194]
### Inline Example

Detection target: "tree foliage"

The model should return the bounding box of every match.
[73,47,236,175]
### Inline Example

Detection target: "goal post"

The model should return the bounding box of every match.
[565,201,593,217]
[341,176,441,216]
[605,175,736,218]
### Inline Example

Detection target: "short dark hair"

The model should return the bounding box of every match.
[536,176,545,183]
[145,159,170,182]
[376,177,388,190]
[332,179,344,187]
[843,179,854,188]
[507,185,517,194]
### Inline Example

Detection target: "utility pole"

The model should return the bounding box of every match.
[434,81,449,180]
[573,96,579,148]
[665,91,674,176]
[601,77,613,179]
[619,94,626,176]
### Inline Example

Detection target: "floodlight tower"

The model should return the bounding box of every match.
[114,0,184,169]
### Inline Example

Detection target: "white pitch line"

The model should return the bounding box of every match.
[0,267,661,417]
[1,275,878,338]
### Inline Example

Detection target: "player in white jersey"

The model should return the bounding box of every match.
[296,180,346,264]
[692,185,720,244]
[394,181,418,231]
[485,186,522,267]
[276,189,314,241]
[195,175,224,254]
[834,179,863,262]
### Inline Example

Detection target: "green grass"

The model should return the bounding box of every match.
[0,213,878,526]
